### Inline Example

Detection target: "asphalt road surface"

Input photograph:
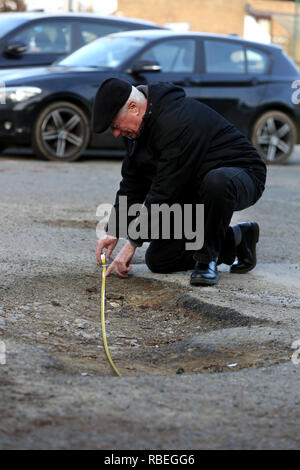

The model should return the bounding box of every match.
[0,146,299,450]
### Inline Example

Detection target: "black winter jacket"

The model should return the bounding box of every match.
[107,82,266,244]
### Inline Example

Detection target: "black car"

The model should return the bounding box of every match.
[0,12,163,69]
[0,29,299,164]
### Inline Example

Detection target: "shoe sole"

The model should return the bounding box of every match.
[231,222,259,274]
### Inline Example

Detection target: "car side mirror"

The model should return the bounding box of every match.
[128,60,162,74]
[3,41,27,57]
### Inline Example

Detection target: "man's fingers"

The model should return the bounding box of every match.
[96,237,118,264]
[116,264,131,278]
[105,261,115,277]
[105,246,113,261]
[105,261,131,278]
[96,241,104,263]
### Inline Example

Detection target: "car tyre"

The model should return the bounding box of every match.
[252,110,296,164]
[32,101,90,162]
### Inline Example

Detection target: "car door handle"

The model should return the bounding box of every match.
[173,78,201,86]
[248,77,264,86]
[189,78,202,85]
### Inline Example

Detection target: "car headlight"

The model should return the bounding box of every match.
[0,86,42,103]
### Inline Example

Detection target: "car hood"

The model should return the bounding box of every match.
[0,65,110,84]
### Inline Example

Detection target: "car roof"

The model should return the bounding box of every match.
[111,28,282,52]
[0,11,162,27]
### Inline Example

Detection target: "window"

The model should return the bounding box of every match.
[246,48,269,74]
[12,21,71,54]
[79,22,129,46]
[204,40,246,73]
[139,39,195,73]
[60,35,150,68]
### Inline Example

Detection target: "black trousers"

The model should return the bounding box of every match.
[145,166,266,273]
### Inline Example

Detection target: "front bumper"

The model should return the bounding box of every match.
[0,101,37,146]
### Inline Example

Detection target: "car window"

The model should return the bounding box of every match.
[12,21,71,54]
[79,22,129,46]
[246,48,269,74]
[204,40,246,73]
[139,39,195,72]
[59,35,150,68]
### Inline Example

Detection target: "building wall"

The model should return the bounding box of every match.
[250,0,300,65]
[113,0,300,65]
[116,0,247,36]
[250,0,295,15]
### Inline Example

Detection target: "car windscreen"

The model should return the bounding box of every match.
[0,15,30,37]
[58,35,150,68]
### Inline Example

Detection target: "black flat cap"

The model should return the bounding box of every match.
[91,78,132,133]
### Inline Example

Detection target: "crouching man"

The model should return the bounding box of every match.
[93,78,266,286]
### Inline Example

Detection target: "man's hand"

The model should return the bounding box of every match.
[96,235,118,264]
[106,241,136,278]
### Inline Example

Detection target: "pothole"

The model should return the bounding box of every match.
[0,274,290,376]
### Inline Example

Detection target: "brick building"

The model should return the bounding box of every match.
[248,0,300,64]
[113,0,300,65]
[116,0,247,36]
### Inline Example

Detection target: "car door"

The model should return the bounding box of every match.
[0,19,72,68]
[126,37,202,99]
[197,38,269,137]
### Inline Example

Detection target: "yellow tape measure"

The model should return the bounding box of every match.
[100,254,122,377]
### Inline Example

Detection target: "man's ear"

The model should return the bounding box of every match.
[127,100,139,115]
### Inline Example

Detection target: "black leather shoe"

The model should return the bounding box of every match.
[190,260,219,286]
[230,222,259,274]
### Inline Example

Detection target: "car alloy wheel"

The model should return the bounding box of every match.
[32,101,90,162]
[252,110,296,164]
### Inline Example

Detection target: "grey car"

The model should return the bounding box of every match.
[0,11,164,69]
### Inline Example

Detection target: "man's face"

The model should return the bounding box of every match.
[110,101,143,139]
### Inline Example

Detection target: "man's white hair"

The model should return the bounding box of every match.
[118,86,146,116]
